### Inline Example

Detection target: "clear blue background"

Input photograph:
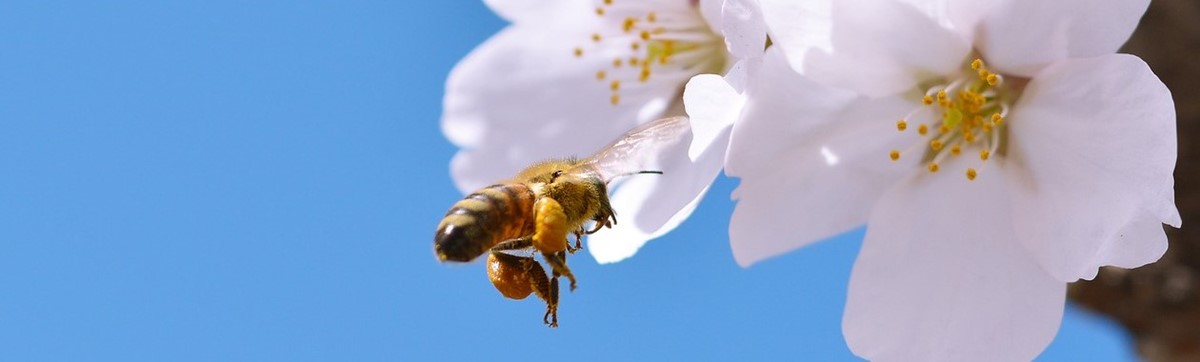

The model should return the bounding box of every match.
[0,1,1136,360]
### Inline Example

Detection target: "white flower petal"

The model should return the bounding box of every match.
[589,124,725,263]
[443,21,679,192]
[697,0,725,35]
[976,0,1149,77]
[720,0,767,61]
[1098,213,1169,271]
[844,171,1064,362]
[760,0,970,97]
[724,48,917,267]
[1005,54,1178,282]
[683,74,742,161]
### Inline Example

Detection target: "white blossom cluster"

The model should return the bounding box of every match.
[441,0,1178,360]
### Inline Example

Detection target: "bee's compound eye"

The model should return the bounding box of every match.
[551,170,564,181]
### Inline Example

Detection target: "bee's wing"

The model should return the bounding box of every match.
[570,116,692,183]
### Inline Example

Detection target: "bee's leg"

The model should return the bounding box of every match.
[492,235,534,252]
[586,198,616,235]
[521,256,558,328]
[543,251,577,291]
[568,229,584,253]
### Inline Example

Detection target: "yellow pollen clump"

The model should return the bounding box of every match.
[640,30,651,41]
[980,150,990,161]
[938,125,950,134]
[596,70,606,80]
[639,67,650,82]
[970,59,983,70]
[631,42,640,50]
[930,140,944,151]
[890,150,901,161]
[897,119,907,131]
[604,0,612,5]
[647,11,657,22]
[592,33,602,42]
[610,94,620,105]
[629,56,639,66]
[951,144,961,155]
[986,74,1000,86]
[623,17,636,33]
[918,124,929,135]
[574,48,583,57]
[610,80,621,91]
[966,168,977,180]
[596,7,605,16]
[923,95,934,105]
[928,163,940,173]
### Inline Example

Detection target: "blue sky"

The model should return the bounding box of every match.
[0,1,1137,360]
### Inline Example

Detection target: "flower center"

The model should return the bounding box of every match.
[890,58,1015,181]
[574,0,726,106]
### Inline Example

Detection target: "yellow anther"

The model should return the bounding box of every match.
[647,11,657,22]
[596,7,605,16]
[986,74,1000,86]
[971,59,983,70]
[604,0,612,4]
[611,93,620,105]
[639,67,650,82]
[978,69,989,79]
[937,90,947,101]
[992,113,1004,126]
[574,48,583,57]
[982,123,993,133]
[966,168,977,180]
[964,132,976,143]
[623,17,636,32]
[930,140,944,151]
[918,124,929,136]
[890,150,901,161]
[592,33,602,42]
[980,150,990,161]
[923,95,934,105]
[629,56,639,66]
[951,144,961,155]
[610,80,621,91]
[596,70,606,80]
[928,163,940,173]
[897,119,907,131]
[631,42,640,50]
[640,30,651,41]
[938,125,950,134]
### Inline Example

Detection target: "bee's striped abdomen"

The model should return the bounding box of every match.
[434,183,537,262]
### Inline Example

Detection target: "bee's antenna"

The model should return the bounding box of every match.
[636,170,664,175]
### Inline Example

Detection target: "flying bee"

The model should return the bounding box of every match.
[434,116,692,327]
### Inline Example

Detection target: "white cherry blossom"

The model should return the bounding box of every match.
[442,0,764,263]
[685,0,1179,360]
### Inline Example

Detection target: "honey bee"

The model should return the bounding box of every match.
[434,116,691,327]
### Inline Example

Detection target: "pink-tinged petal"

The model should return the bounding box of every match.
[721,0,767,61]
[589,123,724,263]
[683,74,741,161]
[443,21,680,192]
[483,0,590,24]
[760,0,970,97]
[976,0,1149,77]
[845,171,1065,362]
[725,48,918,267]
[1004,54,1177,282]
